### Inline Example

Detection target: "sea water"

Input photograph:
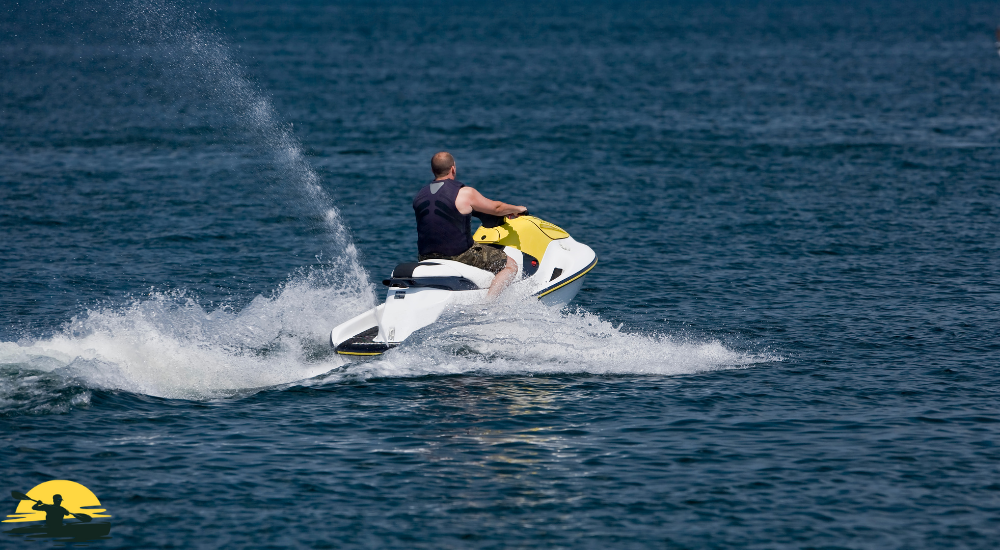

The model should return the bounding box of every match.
[3,0,1000,547]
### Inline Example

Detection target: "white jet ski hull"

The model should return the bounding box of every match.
[331,216,596,356]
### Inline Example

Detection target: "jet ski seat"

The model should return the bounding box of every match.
[391,262,441,278]
[383,261,482,291]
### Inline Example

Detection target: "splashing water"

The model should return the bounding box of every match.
[318,299,777,383]
[1,271,373,403]
[0,283,775,409]
[125,0,367,285]
[1,0,380,409]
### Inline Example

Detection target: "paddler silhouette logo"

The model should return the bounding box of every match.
[3,480,111,542]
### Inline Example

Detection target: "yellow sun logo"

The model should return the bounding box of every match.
[4,480,110,523]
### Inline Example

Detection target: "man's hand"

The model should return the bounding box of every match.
[507,206,529,219]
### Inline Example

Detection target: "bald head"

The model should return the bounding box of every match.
[431,152,455,179]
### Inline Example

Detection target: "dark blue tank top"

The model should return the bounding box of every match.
[413,179,473,257]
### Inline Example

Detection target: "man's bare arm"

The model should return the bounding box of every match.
[456,186,527,217]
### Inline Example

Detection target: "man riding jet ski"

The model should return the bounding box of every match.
[414,152,529,299]
[330,152,597,356]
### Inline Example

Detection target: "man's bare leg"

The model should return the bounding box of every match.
[487,256,518,300]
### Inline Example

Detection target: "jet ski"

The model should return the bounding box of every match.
[330,215,597,356]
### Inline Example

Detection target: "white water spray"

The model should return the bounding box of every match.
[0,288,775,405]
[126,0,368,287]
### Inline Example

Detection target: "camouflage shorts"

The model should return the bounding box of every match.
[419,244,509,274]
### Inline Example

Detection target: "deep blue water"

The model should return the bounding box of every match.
[3,0,1000,547]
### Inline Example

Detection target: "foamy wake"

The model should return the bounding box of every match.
[315,303,771,384]
[0,269,372,404]
[0,271,777,414]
